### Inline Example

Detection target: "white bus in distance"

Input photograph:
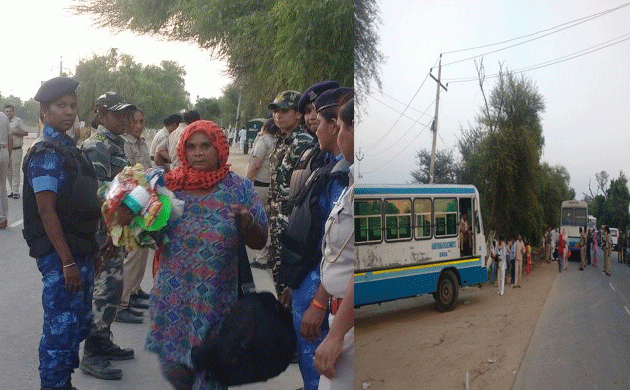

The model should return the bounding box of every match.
[560,200,588,254]
[354,184,487,312]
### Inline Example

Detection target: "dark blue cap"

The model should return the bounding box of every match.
[34,76,79,104]
[314,87,354,112]
[297,80,339,114]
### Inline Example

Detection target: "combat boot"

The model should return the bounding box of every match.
[84,335,134,361]
[79,355,123,380]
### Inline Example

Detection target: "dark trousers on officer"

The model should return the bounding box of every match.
[38,252,93,388]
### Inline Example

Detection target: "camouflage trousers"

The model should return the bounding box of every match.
[88,247,125,340]
[268,211,289,295]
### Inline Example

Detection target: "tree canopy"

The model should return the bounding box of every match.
[457,68,573,243]
[71,0,353,107]
[588,171,630,231]
[411,148,459,184]
[355,0,384,106]
[73,49,190,128]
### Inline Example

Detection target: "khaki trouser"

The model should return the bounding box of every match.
[120,247,149,308]
[545,244,551,262]
[580,247,586,268]
[604,247,611,274]
[0,148,9,222]
[7,147,22,194]
[514,259,522,285]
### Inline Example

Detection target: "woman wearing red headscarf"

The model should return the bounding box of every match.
[145,120,267,390]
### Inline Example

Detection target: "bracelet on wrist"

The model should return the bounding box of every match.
[62,262,76,269]
[311,299,326,311]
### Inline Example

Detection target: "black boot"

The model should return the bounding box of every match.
[79,355,123,380]
[84,335,134,361]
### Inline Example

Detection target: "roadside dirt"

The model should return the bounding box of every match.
[355,251,558,390]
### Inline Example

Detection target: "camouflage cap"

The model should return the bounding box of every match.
[95,92,136,112]
[267,90,301,111]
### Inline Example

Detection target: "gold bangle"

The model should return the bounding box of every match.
[311,299,326,311]
[63,262,76,269]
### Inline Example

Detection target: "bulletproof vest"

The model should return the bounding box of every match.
[278,159,350,288]
[285,141,329,214]
[22,139,101,258]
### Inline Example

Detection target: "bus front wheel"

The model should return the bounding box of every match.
[434,270,459,312]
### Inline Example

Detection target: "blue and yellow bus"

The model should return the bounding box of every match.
[354,184,487,312]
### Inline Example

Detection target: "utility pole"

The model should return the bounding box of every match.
[429,54,448,184]
[355,147,364,180]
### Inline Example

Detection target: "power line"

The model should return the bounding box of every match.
[444,32,630,83]
[364,99,434,157]
[363,125,431,175]
[366,94,430,123]
[363,56,441,150]
[441,1,630,67]
[377,91,434,119]
[363,71,431,150]
[442,1,630,55]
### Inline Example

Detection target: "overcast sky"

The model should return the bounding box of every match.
[357,0,630,200]
[0,0,229,103]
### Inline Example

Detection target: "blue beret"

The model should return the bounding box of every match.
[297,80,340,114]
[314,87,354,113]
[34,77,79,104]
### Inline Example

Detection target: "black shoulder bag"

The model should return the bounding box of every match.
[191,233,296,386]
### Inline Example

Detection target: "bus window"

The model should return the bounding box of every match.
[561,208,573,226]
[575,208,587,227]
[355,199,383,244]
[384,199,412,241]
[435,198,458,237]
[414,198,431,239]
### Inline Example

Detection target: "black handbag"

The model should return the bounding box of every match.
[190,238,296,386]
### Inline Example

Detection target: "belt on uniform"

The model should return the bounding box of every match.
[330,297,343,315]
[12,146,21,150]
[254,180,270,187]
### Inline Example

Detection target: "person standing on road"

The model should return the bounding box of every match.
[0,110,11,229]
[514,234,525,288]
[603,226,612,276]
[24,76,101,390]
[586,228,592,265]
[497,237,507,296]
[150,114,181,166]
[79,91,137,380]
[558,229,565,273]
[592,228,599,267]
[545,226,551,263]
[117,108,152,324]
[267,90,313,294]
[246,118,278,269]
[508,238,516,286]
[489,240,497,285]
[5,104,28,199]
[579,227,587,271]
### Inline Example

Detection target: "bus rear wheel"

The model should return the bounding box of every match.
[434,270,459,312]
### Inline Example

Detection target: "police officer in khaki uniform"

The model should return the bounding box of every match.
[603,226,612,276]
[579,227,587,270]
[0,110,10,229]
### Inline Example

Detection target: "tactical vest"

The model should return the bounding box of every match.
[278,159,350,288]
[22,139,101,258]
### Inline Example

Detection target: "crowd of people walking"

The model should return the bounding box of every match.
[10,75,354,390]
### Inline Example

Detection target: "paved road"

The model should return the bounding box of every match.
[513,249,630,389]
[0,147,303,389]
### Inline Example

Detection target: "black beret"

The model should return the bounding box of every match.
[34,76,79,104]
[297,80,340,114]
[314,87,354,112]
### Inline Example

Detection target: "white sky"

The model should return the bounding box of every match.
[357,0,630,200]
[0,0,229,103]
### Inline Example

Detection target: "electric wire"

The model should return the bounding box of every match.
[441,1,630,67]
[442,1,630,54]
[364,98,435,157]
[444,32,630,83]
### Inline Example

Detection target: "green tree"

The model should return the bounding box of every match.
[459,69,549,242]
[74,49,190,128]
[410,148,459,184]
[72,0,353,109]
[601,171,630,231]
[355,0,385,106]
[194,98,222,123]
[539,163,575,228]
